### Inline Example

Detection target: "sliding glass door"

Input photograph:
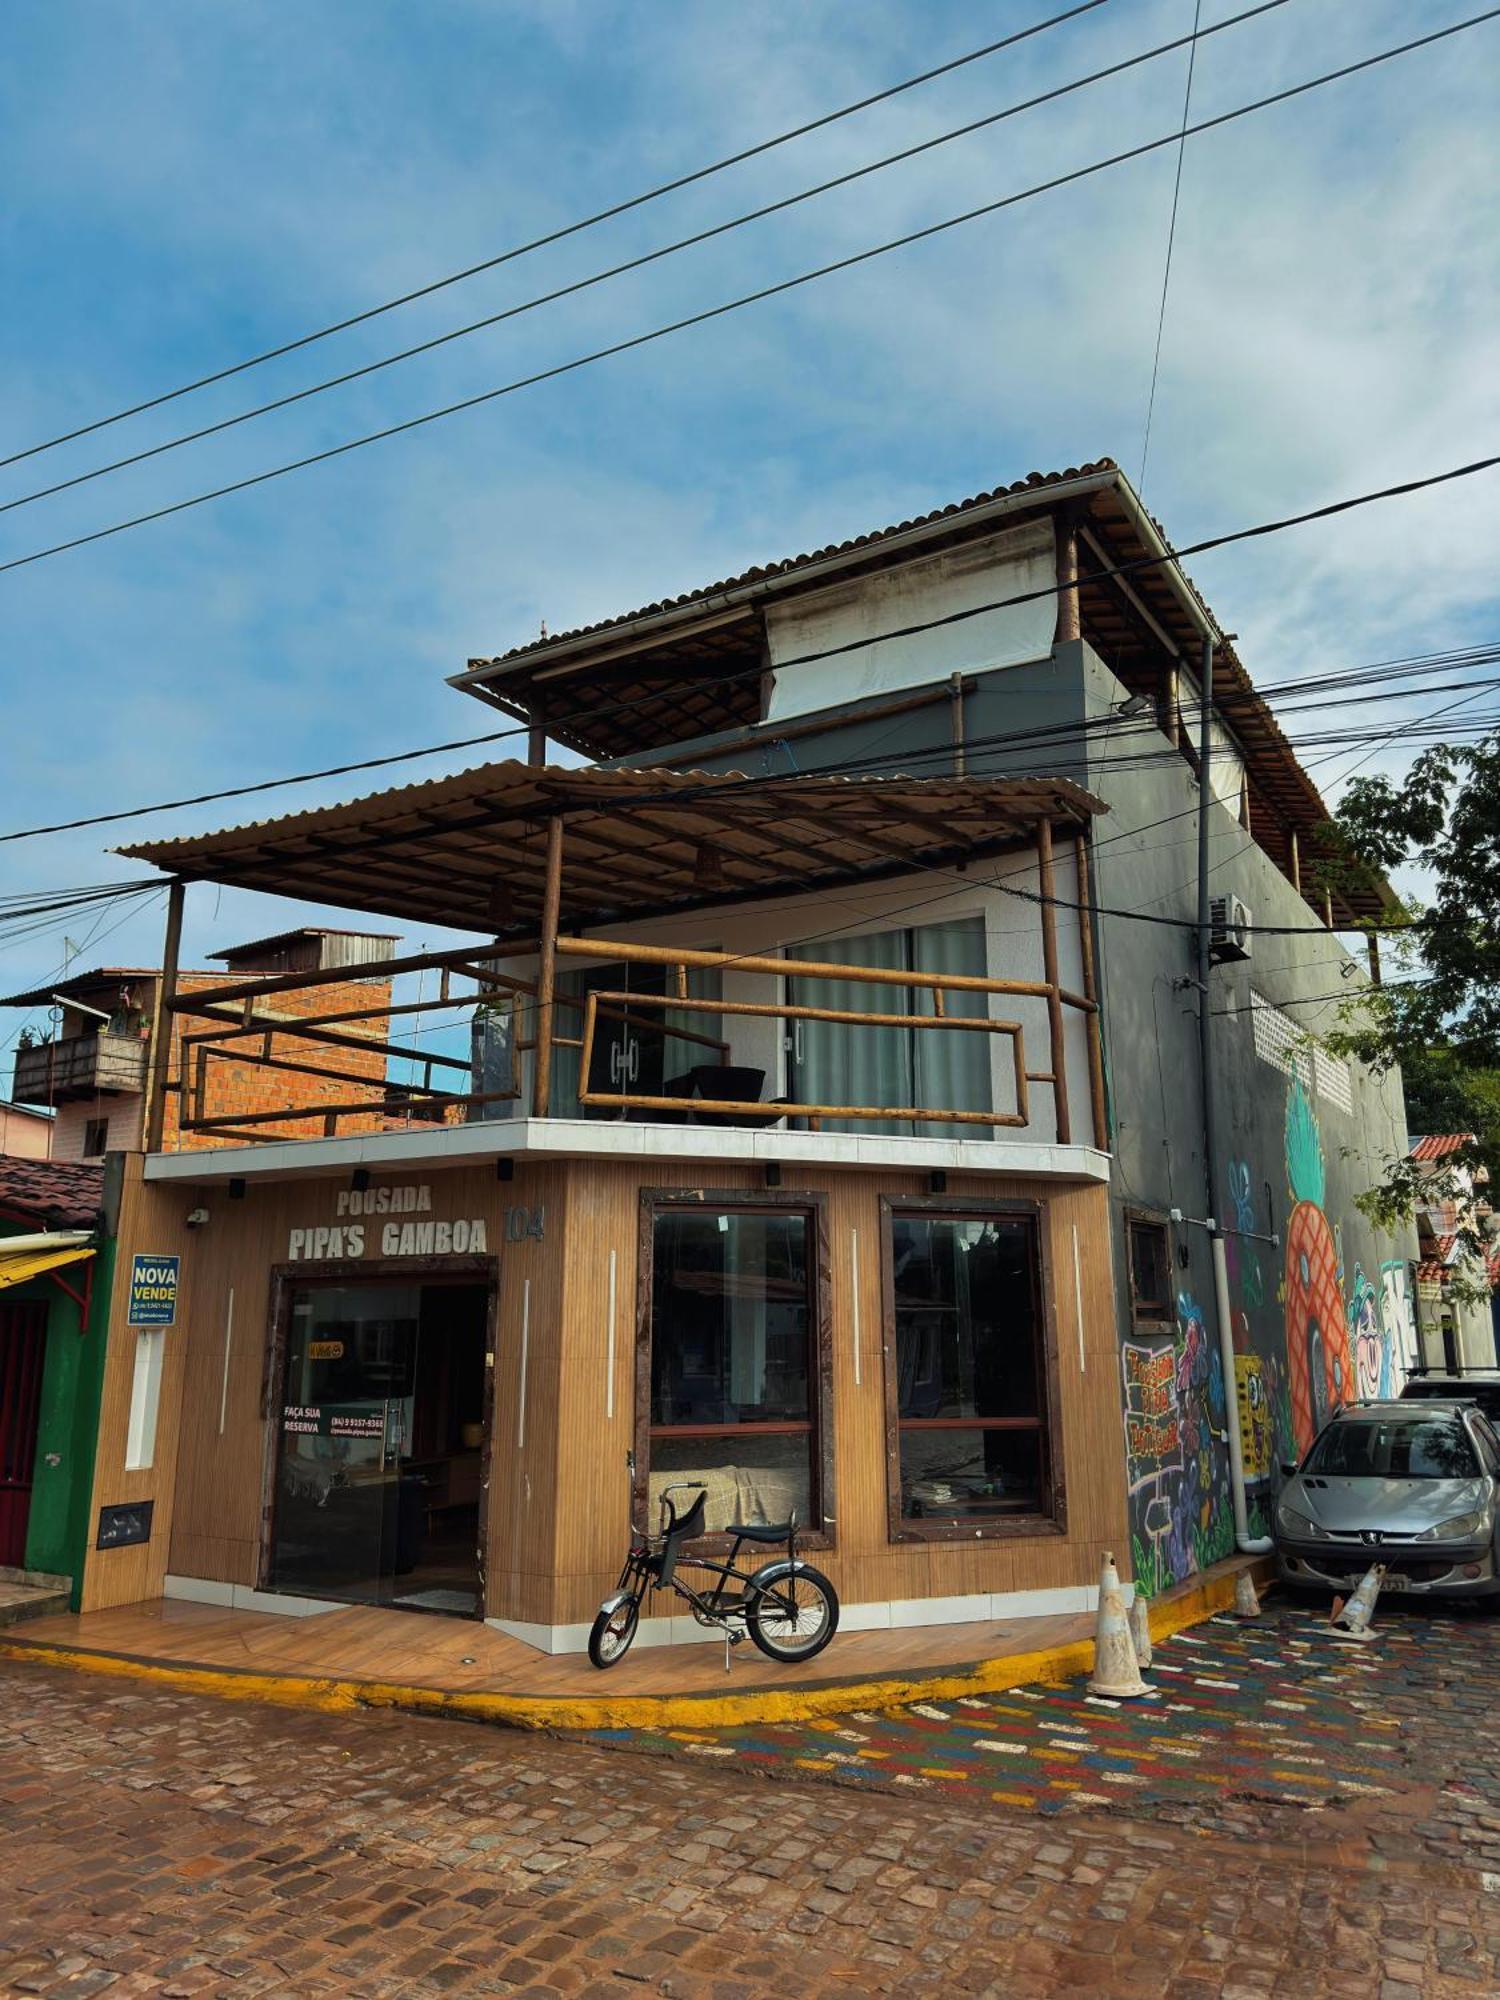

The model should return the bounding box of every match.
[786,916,991,1137]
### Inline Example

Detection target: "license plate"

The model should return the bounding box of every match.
[1380,1572,1410,1590]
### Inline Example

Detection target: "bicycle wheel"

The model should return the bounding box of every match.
[746,1566,839,1664]
[588,1598,640,1670]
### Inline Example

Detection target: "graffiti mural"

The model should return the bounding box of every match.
[1282,1075,1353,1454]
[1380,1259,1415,1379]
[1124,1293,1234,1599]
[1348,1266,1386,1399]
[1235,1353,1272,1485]
[1224,1158,1265,1308]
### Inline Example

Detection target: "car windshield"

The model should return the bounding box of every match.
[1305,1417,1479,1480]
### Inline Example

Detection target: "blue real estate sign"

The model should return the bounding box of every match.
[127,1253,180,1326]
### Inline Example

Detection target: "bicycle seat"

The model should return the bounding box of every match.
[729,1518,794,1543]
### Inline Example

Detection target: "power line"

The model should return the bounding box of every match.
[4,8,1494,583]
[1138,0,1203,498]
[3,461,1497,849]
[0,0,1110,475]
[0,1,1294,523]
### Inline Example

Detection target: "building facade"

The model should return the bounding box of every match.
[75,460,1419,1650]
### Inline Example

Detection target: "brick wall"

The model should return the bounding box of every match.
[164,973,398,1150]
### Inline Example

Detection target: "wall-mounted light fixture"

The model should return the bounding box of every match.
[351,1167,371,1194]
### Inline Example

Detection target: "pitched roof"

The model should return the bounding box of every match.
[474,462,1122,670]
[447,459,1393,925]
[120,763,1105,937]
[0,1157,104,1230]
[1410,1134,1478,1162]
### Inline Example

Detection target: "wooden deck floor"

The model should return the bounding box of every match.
[2,1594,1096,1699]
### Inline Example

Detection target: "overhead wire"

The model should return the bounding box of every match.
[1138,0,1202,498]
[2,8,1495,583]
[0,0,1111,474]
[2,460,1498,848]
[0,0,1294,523]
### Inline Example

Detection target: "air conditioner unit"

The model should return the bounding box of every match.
[1209,894,1253,963]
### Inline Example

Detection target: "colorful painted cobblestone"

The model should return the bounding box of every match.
[586,1603,1448,1815]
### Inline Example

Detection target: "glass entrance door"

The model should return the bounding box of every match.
[267,1284,422,1605]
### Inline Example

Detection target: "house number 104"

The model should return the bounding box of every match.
[504,1204,546,1243]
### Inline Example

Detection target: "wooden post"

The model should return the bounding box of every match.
[949,671,967,776]
[1322,886,1334,930]
[1238,774,1251,834]
[1073,831,1108,1150]
[1367,932,1383,987]
[531,817,564,1117]
[144,878,186,1152]
[1054,516,1081,647]
[1036,821,1072,1145]
[527,702,548,768]
[1288,828,1302,896]
[1157,660,1181,748]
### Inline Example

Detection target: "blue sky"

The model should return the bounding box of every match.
[2,0,1497,1054]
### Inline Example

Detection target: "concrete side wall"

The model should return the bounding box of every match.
[1075,643,1418,1595]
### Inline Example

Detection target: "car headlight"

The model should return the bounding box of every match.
[1276,1503,1328,1540]
[1413,1510,1490,1542]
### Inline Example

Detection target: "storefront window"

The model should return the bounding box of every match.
[885,1207,1054,1534]
[644,1202,824,1536]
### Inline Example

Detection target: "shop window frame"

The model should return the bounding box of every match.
[634,1187,835,1553]
[1125,1209,1175,1327]
[878,1194,1065,1545]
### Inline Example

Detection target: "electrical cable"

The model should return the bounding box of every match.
[2,8,1493,582]
[0,0,1294,522]
[2,463,1498,847]
[1138,0,1202,498]
[0,0,1110,474]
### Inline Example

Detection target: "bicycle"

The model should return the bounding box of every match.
[588,1454,840,1671]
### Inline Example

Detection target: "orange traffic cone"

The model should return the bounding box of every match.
[1088,1553,1151,1698]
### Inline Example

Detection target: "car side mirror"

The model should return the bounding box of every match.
[1279,1461,1298,1479]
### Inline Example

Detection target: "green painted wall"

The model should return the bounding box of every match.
[2,1218,115,1607]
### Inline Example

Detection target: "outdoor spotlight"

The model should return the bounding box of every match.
[495,1157,515,1182]
[351,1167,372,1193]
[929,1170,948,1194]
[227,1178,247,1201]
[764,1162,782,1188]
[1115,693,1153,720]
[185,1206,210,1230]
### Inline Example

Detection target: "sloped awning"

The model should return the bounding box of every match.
[120,763,1106,937]
[0,1243,94,1292]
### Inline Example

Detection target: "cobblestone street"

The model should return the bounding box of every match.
[5,1601,1500,1998]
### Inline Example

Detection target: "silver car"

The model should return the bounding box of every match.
[1276,1399,1500,1601]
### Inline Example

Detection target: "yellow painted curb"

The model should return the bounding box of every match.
[0,1560,1264,1734]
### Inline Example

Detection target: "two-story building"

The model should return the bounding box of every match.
[72,459,1416,1654]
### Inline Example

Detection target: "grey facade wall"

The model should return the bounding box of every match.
[619,629,1418,1598]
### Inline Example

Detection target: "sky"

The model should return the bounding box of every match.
[1,0,1497,1063]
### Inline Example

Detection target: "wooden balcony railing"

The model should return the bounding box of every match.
[12,1031,148,1108]
[153,819,1107,1150]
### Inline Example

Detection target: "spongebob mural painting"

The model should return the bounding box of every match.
[1281,1074,1354,1454]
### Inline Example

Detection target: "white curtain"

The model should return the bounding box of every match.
[787,917,990,1138]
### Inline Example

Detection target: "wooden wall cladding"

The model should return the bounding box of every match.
[129,1150,1126,1631]
[82,1158,201,1611]
[540,1159,1128,1628]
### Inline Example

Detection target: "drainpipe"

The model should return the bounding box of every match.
[1195,631,1273,1555]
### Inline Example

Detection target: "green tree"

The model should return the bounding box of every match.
[1320,734,1500,1283]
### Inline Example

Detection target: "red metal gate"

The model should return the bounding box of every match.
[0,1299,47,1568]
